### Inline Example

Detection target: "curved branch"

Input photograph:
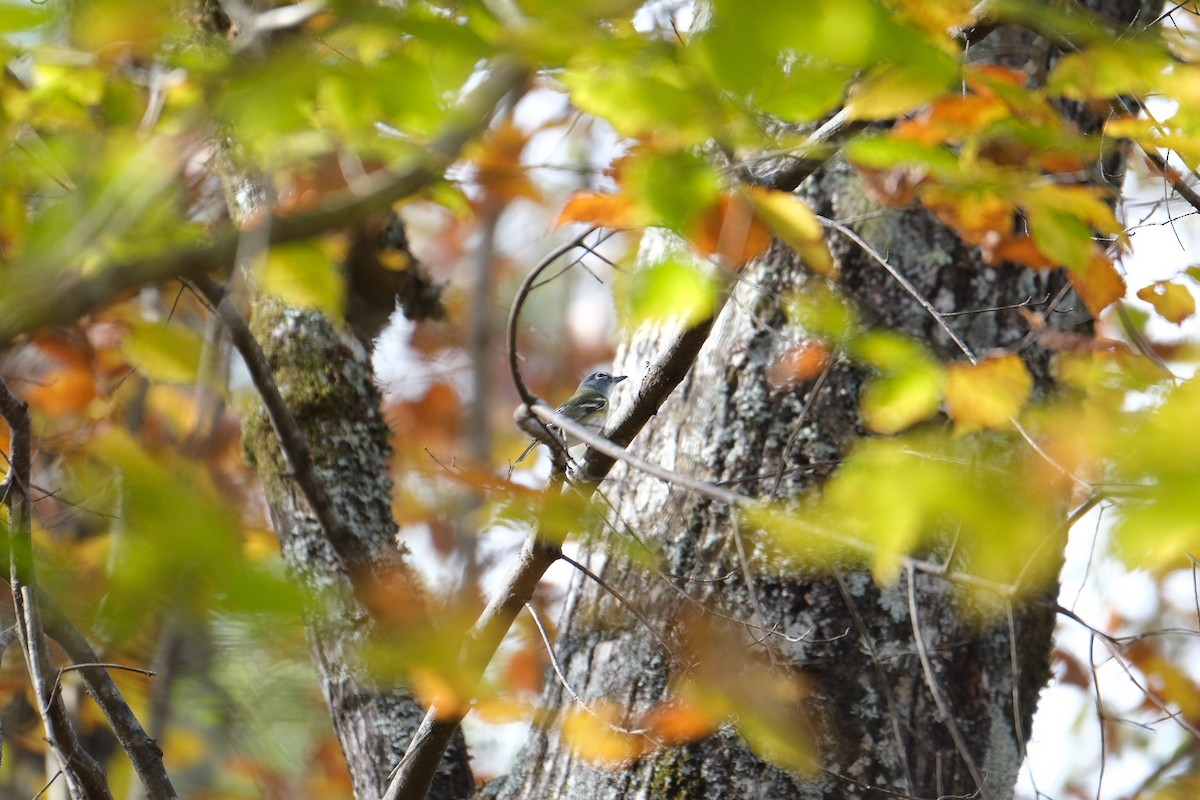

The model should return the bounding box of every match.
[505,225,600,409]
[0,58,526,348]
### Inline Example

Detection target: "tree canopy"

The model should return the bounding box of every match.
[2,1,1200,799]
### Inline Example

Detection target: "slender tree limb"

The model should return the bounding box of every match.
[2,380,113,800]
[749,109,868,192]
[1,378,176,799]
[0,58,526,348]
[385,241,725,800]
[506,226,600,411]
[528,401,745,506]
[189,275,370,569]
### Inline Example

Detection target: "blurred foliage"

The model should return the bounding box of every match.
[3,0,1200,797]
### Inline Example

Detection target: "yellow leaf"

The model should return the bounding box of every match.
[556,191,643,229]
[256,241,346,316]
[944,354,1031,434]
[845,63,955,121]
[562,704,646,764]
[410,668,469,719]
[1136,280,1196,325]
[122,318,204,384]
[742,187,836,277]
[1068,251,1127,317]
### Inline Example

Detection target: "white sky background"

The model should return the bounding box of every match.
[1016,149,1200,798]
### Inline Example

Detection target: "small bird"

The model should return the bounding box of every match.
[516,371,627,463]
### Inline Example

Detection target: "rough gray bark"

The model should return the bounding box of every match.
[488,6,1146,800]
[240,300,474,800]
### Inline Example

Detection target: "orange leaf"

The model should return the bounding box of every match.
[1039,151,1087,174]
[562,705,647,764]
[894,95,1008,145]
[921,185,1015,246]
[768,341,832,385]
[641,699,715,745]
[471,120,541,202]
[964,64,1028,92]
[944,353,1032,434]
[504,645,546,695]
[410,668,468,719]
[689,194,772,263]
[26,364,97,415]
[856,165,924,208]
[556,191,641,229]
[1136,280,1195,325]
[1069,251,1127,316]
[981,234,1057,269]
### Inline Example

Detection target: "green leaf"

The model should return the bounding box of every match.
[785,283,860,345]
[217,50,323,156]
[623,150,723,234]
[697,0,955,110]
[0,1,52,32]
[845,135,960,176]
[1026,204,1094,270]
[122,318,205,384]
[615,256,719,327]
[860,365,944,434]
[854,327,946,435]
[85,429,246,641]
[256,241,346,317]
[852,330,934,372]
[1047,38,1172,100]
[1113,481,1200,573]
[563,40,723,146]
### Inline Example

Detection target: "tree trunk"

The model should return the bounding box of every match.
[489,5,1144,799]
[240,299,475,800]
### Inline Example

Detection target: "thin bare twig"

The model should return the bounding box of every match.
[51,663,157,703]
[558,552,675,657]
[832,569,916,794]
[819,213,1094,492]
[1089,634,1108,800]
[906,565,989,798]
[1006,603,1027,761]
[818,214,975,361]
[524,602,648,736]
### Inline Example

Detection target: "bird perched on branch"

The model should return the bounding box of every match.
[515,371,627,463]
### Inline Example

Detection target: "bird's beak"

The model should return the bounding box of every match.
[615,375,627,383]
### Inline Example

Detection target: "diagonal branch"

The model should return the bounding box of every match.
[384,250,726,800]
[0,58,526,348]
[188,276,367,570]
[2,378,115,800]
